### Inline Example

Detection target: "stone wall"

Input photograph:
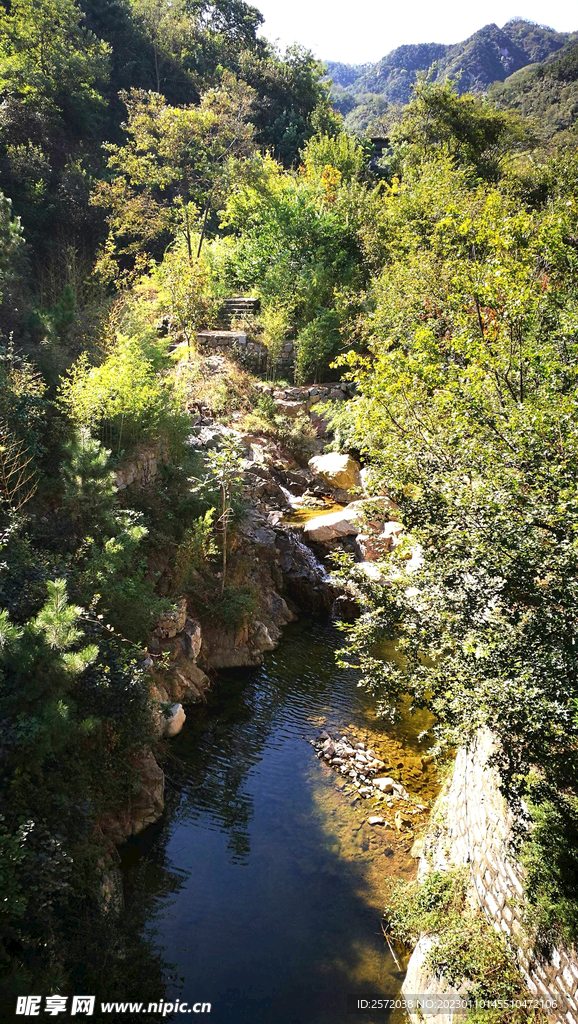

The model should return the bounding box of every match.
[412,730,578,1023]
[197,329,295,372]
[114,440,168,491]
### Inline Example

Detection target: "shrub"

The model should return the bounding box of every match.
[242,405,317,461]
[218,584,258,630]
[59,337,189,458]
[171,509,217,593]
[295,308,341,383]
[384,870,548,1023]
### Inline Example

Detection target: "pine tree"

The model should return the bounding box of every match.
[61,427,116,529]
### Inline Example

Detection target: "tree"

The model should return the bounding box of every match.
[389,78,531,180]
[92,75,255,275]
[240,44,331,165]
[260,301,292,381]
[130,0,192,94]
[0,422,38,513]
[0,579,97,754]
[204,436,244,595]
[0,0,110,119]
[58,335,187,455]
[330,155,578,943]
[61,427,116,526]
[155,241,213,349]
[209,147,371,379]
[0,194,23,303]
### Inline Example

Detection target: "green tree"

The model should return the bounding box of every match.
[61,427,116,526]
[58,335,187,455]
[331,155,578,943]
[210,148,371,379]
[0,0,110,117]
[389,78,531,180]
[204,435,244,595]
[92,75,255,275]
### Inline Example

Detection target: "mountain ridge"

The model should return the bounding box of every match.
[326,19,575,118]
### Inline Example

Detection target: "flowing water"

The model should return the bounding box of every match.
[122,621,438,1024]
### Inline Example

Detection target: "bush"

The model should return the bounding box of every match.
[171,510,217,594]
[295,308,341,383]
[218,584,258,630]
[384,871,547,1023]
[241,402,317,461]
[59,336,189,459]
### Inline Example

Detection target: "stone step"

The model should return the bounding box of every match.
[222,297,260,316]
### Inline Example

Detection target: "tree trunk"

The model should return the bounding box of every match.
[220,482,227,596]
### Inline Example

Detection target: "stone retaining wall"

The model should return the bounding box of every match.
[114,440,168,491]
[417,730,578,1022]
[197,330,295,372]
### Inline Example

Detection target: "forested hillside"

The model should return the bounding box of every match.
[328,18,575,131]
[2,0,578,1016]
[491,36,578,138]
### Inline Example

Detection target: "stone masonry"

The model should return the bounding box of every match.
[114,440,168,491]
[196,329,295,372]
[417,729,578,1022]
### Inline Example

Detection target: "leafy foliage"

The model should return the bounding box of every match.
[384,870,547,1023]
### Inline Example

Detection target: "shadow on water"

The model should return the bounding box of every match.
[120,621,438,1024]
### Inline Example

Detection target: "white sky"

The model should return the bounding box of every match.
[255,0,578,65]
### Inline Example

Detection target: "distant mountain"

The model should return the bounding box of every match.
[324,61,370,88]
[326,19,574,118]
[354,43,448,104]
[490,36,578,136]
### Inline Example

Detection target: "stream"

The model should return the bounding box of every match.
[122,620,438,1024]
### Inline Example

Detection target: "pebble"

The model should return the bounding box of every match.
[410,838,425,859]
[374,777,395,793]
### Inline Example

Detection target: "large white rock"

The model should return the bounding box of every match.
[374,776,396,793]
[164,703,186,738]
[303,498,398,545]
[308,453,362,492]
[303,508,361,543]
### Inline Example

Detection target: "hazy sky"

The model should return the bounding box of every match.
[255,0,578,64]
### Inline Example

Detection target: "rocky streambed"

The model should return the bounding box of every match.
[102,370,439,1020]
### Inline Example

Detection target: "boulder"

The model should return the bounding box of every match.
[303,508,360,543]
[183,618,202,660]
[238,517,278,553]
[170,663,210,703]
[100,747,165,842]
[274,399,308,419]
[411,838,425,859]
[252,621,277,652]
[374,777,396,793]
[308,453,362,492]
[164,703,186,738]
[303,498,397,546]
[267,591,296,626]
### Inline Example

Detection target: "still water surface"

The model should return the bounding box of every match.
[123,622,437,1024]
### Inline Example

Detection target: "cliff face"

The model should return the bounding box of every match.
[404,730,578,1024]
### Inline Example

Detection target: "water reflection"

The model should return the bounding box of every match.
[121,622,438,1024]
